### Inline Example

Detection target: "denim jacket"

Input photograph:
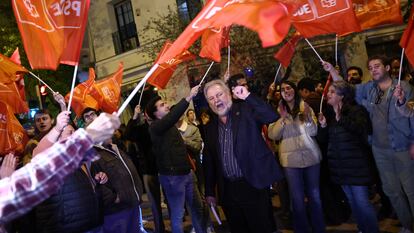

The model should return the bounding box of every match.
[355,79,414,151]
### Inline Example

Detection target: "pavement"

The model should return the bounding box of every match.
[140,193,401,233]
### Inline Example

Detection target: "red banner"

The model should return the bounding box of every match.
[290,0,361,37]
[0,101,28,156]
[400,6,414,66]
[12,0,90,70]
[65,68,98,117]
[90,63,124,114]
[274,34,302,67]
[0,53,28,84]
[199,26,230,62]
[353,0,403,30]
[148,42,196,89]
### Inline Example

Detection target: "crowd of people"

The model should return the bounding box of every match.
[0,54,414,233]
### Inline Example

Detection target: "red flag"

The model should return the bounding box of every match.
[199,26,230,62]
[65,68,98,117]
[290,0,361,38]
[0,82,29,114]
[157,0,230,64]
[0,53,28,84]
[148,42,196,89]
[274,34,302,67]
[89,63,124,114]
[400,6,414,66]
[199,1,291,48]
[0,101,28,156]
[9,48,27,101]
[354,0,403,30]
[12,0,90,70]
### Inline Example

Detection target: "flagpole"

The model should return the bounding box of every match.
[199,62,215,86]
[29,71,56,93]
[398,48,405,85]
[305,38,324,62]
[273,64,282,84]
[335,35,338,67]
[227,45,231,76]
[138,81,146,106]
[117,64,159,117]
[67,65,79,111]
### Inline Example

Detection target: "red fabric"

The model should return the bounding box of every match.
[290,0,361,38]
[0,101,28,156]
[148,42,196,89]
[199,1,291,48]
[274,34,302,68]
[400,6,414,66]
[9,48,26,101]
[12,0,90,70]
[199,26,230,62]
[0,53,28,84]
[89,63,124,114]
[322,74,333,98]
[0,83,29,114]
[354,0,403,30]
[65,68,98,117]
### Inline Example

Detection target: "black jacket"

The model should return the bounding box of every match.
[203,95,283,203]
[148,98,192,175]
[34,169,103,233]
[93,145,144,215]
[318,104,375,186]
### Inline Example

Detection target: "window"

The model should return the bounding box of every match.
[176,0,202,23]
[113,1,139,54]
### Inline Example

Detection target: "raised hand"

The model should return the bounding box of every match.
[278,102,288,119]
[53,92,66,111]
[55,111,71,132]
[133,105,141,120]
[186,85,201,102]
[393,84,405,104]
[318,113,327,128]
[0,153,17,179]
[86,113,121,144]
[94,171,108,184]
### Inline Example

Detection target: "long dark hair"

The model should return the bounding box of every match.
[280,80,301,118]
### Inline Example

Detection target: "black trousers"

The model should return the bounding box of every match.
[222,178,274,233]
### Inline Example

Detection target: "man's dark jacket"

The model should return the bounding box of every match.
[203,94,283,203]
[148,98,192,176]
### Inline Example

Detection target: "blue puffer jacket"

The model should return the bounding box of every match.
[355,79,414,151]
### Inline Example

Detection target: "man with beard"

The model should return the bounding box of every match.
[346,66,363,85]
[202,79,283,233]
[326,56,414,233]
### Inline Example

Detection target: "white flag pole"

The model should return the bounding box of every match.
[227,45,231,76]
[305,38,324,62]
[273,64,282,84]
[199,62,215,86]
[29,72,56,94]
[398,48,405,86]
[117,64,159,116]
[138,81,147,106]
[335,35,338,67]
[67,64,79,111]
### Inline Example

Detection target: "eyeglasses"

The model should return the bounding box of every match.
[375,90,384,105]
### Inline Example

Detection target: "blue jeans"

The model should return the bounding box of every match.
[159,172,206,233]
[372,146,414,229]
[341,185,379,233]
[284,164,326,233]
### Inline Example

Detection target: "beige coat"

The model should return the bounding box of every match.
[268,101,321,168]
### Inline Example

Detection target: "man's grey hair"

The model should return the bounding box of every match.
[203,79,231,98]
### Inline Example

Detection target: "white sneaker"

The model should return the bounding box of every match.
[399,228,413,233]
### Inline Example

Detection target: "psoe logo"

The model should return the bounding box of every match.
[102,87,115,100]
[0,114,7,123]
[321,0,337,8]
[23,0,40,17]
[46,0,85,29]
[13,132,23,144]
[13,0,55,32]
